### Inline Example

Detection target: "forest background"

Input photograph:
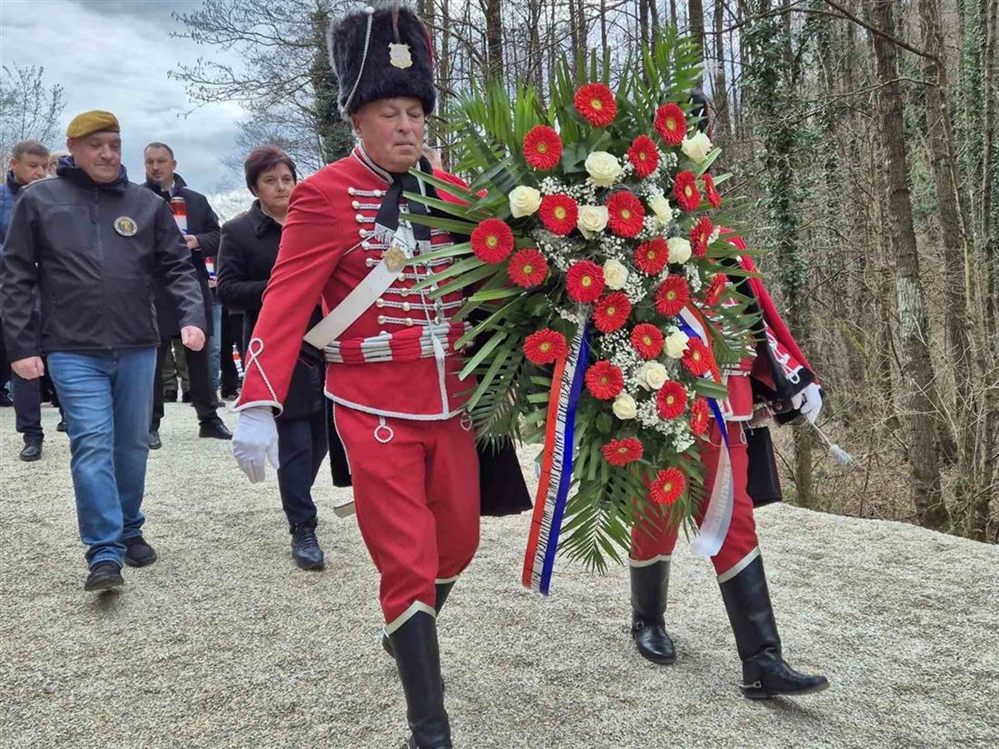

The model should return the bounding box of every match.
[3,0,997,544]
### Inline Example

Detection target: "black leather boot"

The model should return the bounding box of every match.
[384,581,454,658]
[719,554,829,699]
[630,559,676,664]
[388,610,451,749]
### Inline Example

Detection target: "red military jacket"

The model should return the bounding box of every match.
[712,233,817,422]
[234,146,471,420]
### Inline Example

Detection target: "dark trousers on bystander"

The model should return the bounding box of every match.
[276,408,329,530]
[152,340,219,431]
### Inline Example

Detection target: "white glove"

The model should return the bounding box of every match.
[232,406,280,483]
[791,383,823,424]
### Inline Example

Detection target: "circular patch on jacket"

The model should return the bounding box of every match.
[114,216,137,237]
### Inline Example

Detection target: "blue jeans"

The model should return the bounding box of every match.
[209,302,223,392]
[47,348,157,567]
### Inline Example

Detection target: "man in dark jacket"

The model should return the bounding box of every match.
[0,110,207,592]
[0,139,56,460]
[143,142,231,446]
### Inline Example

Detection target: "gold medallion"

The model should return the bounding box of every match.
[383,246,407,273]
[114,216,137,237]
[388,43,413,69]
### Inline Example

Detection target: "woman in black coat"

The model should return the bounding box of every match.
[217,146,331,571]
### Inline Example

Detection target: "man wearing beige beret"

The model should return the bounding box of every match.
[0,110,207,592]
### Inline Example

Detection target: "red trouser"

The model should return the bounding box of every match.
[333,406,481,627]
[631,421,759,577]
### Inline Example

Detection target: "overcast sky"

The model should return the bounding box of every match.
[0,0,249,194]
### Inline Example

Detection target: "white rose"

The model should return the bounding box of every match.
[612,393,638,420]
[508,185,542,218]
[637,361,669,391]
[584,151,623,187]
[577,205,609,239]
[648,194,674,225]
[681,131,713,164]
[663,328,689,359]
[667,237,692,264]
[602,258,629,290]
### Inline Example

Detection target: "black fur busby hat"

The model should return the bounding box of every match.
[328,3,436,118]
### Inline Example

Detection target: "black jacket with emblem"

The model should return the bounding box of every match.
[144,173,219,339]
[217,200,324,420]
[0,159,206,361]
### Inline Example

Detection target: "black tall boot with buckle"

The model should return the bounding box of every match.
[384,581,454,658]
[630,558,677,664]
[719,554,829,699]
[389,610,452,749]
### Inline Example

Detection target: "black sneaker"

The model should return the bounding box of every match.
[198,419,232,440]
[0,392,12,407]
[291,525,325,570]
[181,391,192,403]
[148,431,162,450]
[124,536,158,567]
[85,561,124,591]
[56,419,68,432]
[164,390,178,403]
[19,438,43,462]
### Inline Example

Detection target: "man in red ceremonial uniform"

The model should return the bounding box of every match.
[231,6,478,747]
[626,91,828,700]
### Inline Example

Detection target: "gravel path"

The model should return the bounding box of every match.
[2,404,997,749]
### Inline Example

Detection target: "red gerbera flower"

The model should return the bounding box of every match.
[682,338,714,377]
[524,329,568,365]
[690,216,714,258]
[585,361,625,400]
[634,237,669,275]
[507,248,549,288]
[539,194,579,235]
[593,292,633,333]
[627,135,660,178]
[654,103,687,146]
[631,323,665,359]
[523,125,563,171]
[606,191,645,238]
[566,260,606,303]
[650,467,686,506]
[690,398,711,436]
[574,83,617,127]
[470,219,515,264]
[673,171,702,212]
[602,436,644,467]
[654,275,690,316]
[703,273,728,307]
[656,380,688,419]
[703,173,722,209]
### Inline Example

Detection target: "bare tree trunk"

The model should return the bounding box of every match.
[482,0,504,80]
[712,0,731,146]
[868,0,948,531]
[919,0,982,535]
[688,0,705,54]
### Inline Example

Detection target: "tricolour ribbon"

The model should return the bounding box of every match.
[677,305,734,558]
[522,322,591,595]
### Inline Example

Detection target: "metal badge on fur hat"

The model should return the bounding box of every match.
[328,2,436,117]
